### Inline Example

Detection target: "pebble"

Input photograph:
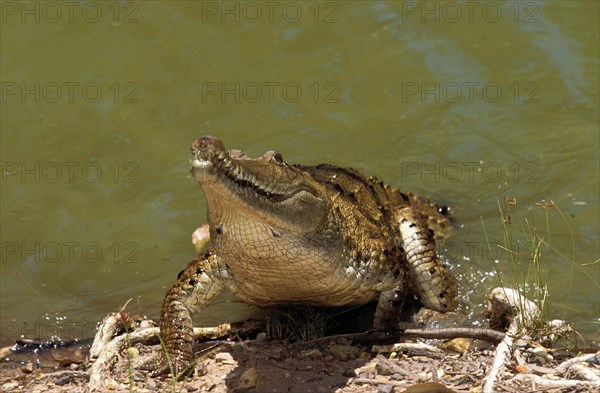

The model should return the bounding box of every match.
[146,378,158,391]
[54,375,71,386]
[375,359,399,376]
[532,346,547,356]
[1,382,19,392]
[201,382,217,391]
[390,373,404,380]
[329,344,359,361]
[377,384,394,393]
[237,367,258,389]
[358,372,376,379]
[255,332,267,342]
[531,346,553,361]
[21,362,34,373]
[441,338,471,353]
[215,352,236,365]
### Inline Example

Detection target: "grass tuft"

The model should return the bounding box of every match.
[483,197,598,348]
[265,306,334,341]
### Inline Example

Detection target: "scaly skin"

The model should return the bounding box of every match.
[143,135,458,377]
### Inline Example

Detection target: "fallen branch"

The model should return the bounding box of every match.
[567,362,600,384]
[89,324,155,393]
[403,327,505,343]
[513,373,598,391]
[298,327,505,347]
[555,351,600,374]
[482,287,540,393]
[372,342,443,355]
[87,312,231,393]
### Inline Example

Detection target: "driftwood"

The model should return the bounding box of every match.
[482,287,540,393]
[567,362,600,384]
[403,327,505,343]
[481,287,598,393]
[556,351,600,374]
[85,287,593,392]
[86,313,507,391]
[372,342,443,355]
[513,373,599,391]
[299,327,505,347]
[87,311,231,393]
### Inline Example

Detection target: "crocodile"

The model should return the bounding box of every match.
[145,135,458,376]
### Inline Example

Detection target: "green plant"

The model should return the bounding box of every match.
[482,198,598,347]
[265,306,333,341]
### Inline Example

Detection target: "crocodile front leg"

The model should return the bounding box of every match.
[142,250,228,377]
[397,208,458,312]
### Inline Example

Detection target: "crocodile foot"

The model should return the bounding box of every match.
[140,354,195,378]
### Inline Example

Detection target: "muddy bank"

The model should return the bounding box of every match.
[2,288,598,393]
[2,322,598,393]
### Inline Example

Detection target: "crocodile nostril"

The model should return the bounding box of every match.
[191,135,226,155]
[263,150,285,164]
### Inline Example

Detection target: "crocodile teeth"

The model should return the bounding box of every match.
[190,157,212,169]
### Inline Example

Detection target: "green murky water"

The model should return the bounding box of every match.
[1,1,598,346]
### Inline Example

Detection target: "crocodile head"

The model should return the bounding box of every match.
[190,135,328,238]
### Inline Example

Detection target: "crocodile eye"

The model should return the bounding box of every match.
[272,152,284,164]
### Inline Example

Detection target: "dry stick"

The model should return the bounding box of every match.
[89,324,158,392]
[403,327,505,343]
[481,289,598,391]
[89,299,135,360]
[555,351,600,374]
[482,287,540,393]
[372,342,443,355]
[299,327,505,347]
[513,373,599,391]
[87,313,231,393]
[568,362,600,385]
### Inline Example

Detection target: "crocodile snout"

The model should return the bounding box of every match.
[191,135,226,162]
[190,135,229,183]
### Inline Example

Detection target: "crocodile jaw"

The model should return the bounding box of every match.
[189,135,328,232]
